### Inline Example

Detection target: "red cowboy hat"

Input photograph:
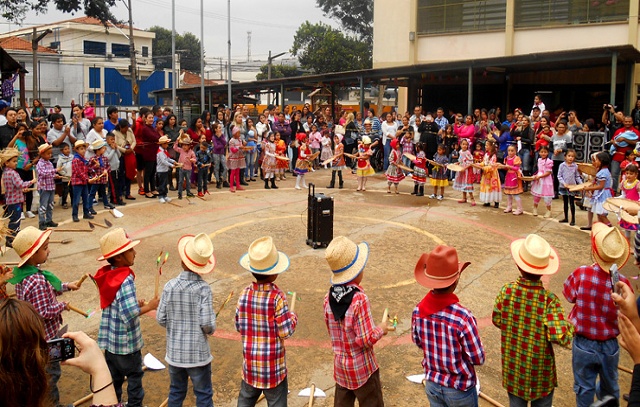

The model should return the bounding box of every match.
[414,245,470,289]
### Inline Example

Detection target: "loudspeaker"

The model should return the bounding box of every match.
[572,131,607,162]
[573,131,588,162]
[587,132,606,159]
[306,183,334,249]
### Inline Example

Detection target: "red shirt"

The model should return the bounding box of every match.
[612,126,640,162]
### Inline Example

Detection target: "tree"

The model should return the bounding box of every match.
[149,26,204,74]
[316,0,373,43]
[290,21,371,74]
[256,64,303,80]
[1,0,117,25]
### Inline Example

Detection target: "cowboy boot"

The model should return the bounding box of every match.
[270,178,278,189]
[418,186,424,196]
[411,184,418,195]
[338,171,344,189]
[264,178,270,189]
[327,171,336,189]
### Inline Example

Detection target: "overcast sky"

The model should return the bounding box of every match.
[1,0,336,67]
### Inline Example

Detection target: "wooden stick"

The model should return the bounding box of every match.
[619,364,634,374]
[479,391,505,407]
[216,291,234,317]
[167,200,183,208]
[76,274,88,287]
[54,228,93,232]
[289,291,297,313]
[308,383,316,407]
[89,221,108,229]
[382,308,396,331]
[67,304,89,318]
[257,393,265,402]
[159,398,168,407]
[154,272,160,299]
[50,239,73,244]
[72,393,93,406]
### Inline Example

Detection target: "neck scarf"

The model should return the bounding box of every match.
[417,291,459,318]
[92,265,136,309]
[329,284,360,321]
[73,152,88,164]
[8,264,62,291]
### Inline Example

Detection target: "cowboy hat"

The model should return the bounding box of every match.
[97,228,140,261]
[591,222,629,272]
[510,234,559,275]
[0,147,20,164]
[74,140,88,149]
[90,139,106,151]
[326,236,369,285]
[334,125,345,135]
[37,144,52,155]
[414,245,470,288]
[239,236,289,275]
[178,233,216,275]
[13,226,53,267]
[362,136,372,145]
[157,136,171,144]
[179,135,194,145]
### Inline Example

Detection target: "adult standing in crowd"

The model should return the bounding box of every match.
[140,111,160,198]
[0,107,18,148]
[70,104,91,141]
[610,116,640,192]
[381,112,398,171]
[551,121,573,198]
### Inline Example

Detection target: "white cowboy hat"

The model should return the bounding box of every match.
[326,236,369,285]
[178,233,216,275]
[13,226,53,267]
[97,228,140,261]
[74,140,88,149]
[37,143,53,155]
[158,135,171,144]
[591,222,629,272]
[90,139,107,151]
[510,234,560,275]
[239,236,290,275]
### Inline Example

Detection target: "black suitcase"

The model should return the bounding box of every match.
[306,183,334,249]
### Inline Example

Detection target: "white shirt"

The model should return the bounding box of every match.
[530,102,546,118]
[85,128,107,158]
[0,114,6,126]
[381,121,398,145]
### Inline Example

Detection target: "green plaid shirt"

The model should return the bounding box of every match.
[492,277,574,400]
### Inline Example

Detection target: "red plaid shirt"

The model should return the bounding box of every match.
[2,167,30,205]
[235,282,297,389]
[36,158,56,191]
[88,155,111,185]
[563,263,632,341]
[71,154,89,186]
[323,284,384,390]
[15,273,68,341]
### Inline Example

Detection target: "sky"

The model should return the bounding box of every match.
[1,0,337,71]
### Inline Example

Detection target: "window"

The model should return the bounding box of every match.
[417,0,507,35]
[514,0,630,28]
[111,43,130,57]
[84,40,106,56]
[89,67,101,89]
[142,46,149,57]
[49,41,60,50]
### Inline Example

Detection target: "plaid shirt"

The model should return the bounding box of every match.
[493,277,574,400]
[71,154,89,186]
[88,155,110,185]
[2,167,30,205]
[196,149,212,167]
[97,274,143,355]
[157,271,216,368]
[412,298,485,391]
[324,284,384,390]
[401,138,414,154]
[36,158,56,191]
[563,263,631,341]
[235,282,297,389]
[15,272,68,341]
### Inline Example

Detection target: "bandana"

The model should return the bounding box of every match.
[417,291,459,318]
[73,152,88,164]
[329,284,360,321]
[8,264,63,291]
[92,265,136,309]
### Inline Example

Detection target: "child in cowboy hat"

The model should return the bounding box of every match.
[563,222,633,407]
[156,135,178,203]
[0,147,36,245]
[412,245,484,406]
[493,234,573,406]
[93,227,158,407]
[88,138,115,210]
[157,233,217,406]
[35,143,60,230]
[324,236,388,407]
[173,135,197,199]
[236,236,297,406]
[70,139,94,222]
[7,226,81,405]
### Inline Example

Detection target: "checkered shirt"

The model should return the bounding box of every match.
[97,274,143,355]
[71,155,88,186]
[493,277,574,400]
[36,158,56,191]
[235,282,297,389]
[157,271,216,368]
[14,272,68,341]
[563,263,631,341]
[323,285,384,390]
[402,139,414,154]
[2,167,30,205]
[412,301,485,391]
[88,156,110,185]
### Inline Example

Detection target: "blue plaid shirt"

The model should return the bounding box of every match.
[157,271,216,368]
[196,149,212,168]
[97,275,143,355]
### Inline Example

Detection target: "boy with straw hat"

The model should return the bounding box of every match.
[157,233,216,406]
[236,236,297,406]
[93,228,158,407]
[323,236,388,406]
[563,222,632,407]
[7,226,81,405]
[493,234,573,406]
[0,147,36,246]
[70,139,94,222]
[35,143,59,230]
[412,245,484,406]
[156,135,178,203]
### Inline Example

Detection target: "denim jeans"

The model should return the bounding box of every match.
[46,360,61,406]
[178,168,192,196]
[4,203,21,244]
[72,184,91,218]
[212,154,227,183]
[168,363,213,407]
[572,335,619,407]
[508,391,554,407]
[38,189,55,224]
[105,350,144,407]
[157,171,169,199]
[383,139,391,171]
[197,167,209,193]
[245,150,256,179]
[237,376,287,407]
[610,159,621,193]
[90,183,109,206]
[518,147,532,175]
[425,380,478,407]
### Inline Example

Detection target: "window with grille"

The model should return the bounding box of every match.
[111,43,130,58]
[514,0,630,28]
[417,0,507,35]
[83,40,106,56]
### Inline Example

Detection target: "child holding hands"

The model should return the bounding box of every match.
[502,144,524,215]
[557,149,582,225]
[530,145,554,217]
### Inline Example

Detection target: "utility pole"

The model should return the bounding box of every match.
[247,31,251,62]
[200,0,205,111]
[219,57,223,80]
[171,0,176,113]
[127,0,138,106]
[32,27,52,100]
[227,0,232,109]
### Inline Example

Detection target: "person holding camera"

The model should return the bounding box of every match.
[512,116,535,179]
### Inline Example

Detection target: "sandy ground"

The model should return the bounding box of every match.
[5,169,638,407]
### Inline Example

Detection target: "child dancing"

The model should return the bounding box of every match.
[502,144,524,215]
[530,145,554,217]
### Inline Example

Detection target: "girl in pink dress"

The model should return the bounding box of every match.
[453,139,476,206]
[530,145,554,217]
[502,145,524,215]
[620,164,640,238]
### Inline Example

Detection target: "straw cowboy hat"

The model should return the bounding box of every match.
[97,228,140,261]
[74,140,88,149]
[13,226,52,267]
[591,222,629,272]
[0,147,20,165]
[37,143,52,155]
[158,136,171,144]
[90,139,106,151]
[510,234,559,275]
[414,245,470,288]
[239,236,289,276]
[326,236,369,285]
[362,136,372,145]
[334,125,345,135]
[178,233,216,275]
[178,135,194,145]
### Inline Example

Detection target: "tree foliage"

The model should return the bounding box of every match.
[290,21,371,75]
[1,0,117,25]
[256,64,303,80]
[149,26,204,74]
[316,0,373,43]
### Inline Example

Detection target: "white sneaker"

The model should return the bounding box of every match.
[20,212,25,220]
[437,195,443,201]
[428,194,436,199]
[26,211,35,218]
[159,197,166,203]
[295,185,301,190]
[165,197,172,202]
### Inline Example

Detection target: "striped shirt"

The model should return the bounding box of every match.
[97,275,143,355]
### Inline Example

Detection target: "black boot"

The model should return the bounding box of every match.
[270,178,278,189]
[264,178,271,189]
[240,177,249,186]
[327,171,336,188]
[338,171,344,189]
[411,184,418,195]
[216,181,222,189]
[418,186,424,196]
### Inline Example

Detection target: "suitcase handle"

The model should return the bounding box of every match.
[309,183,315,197]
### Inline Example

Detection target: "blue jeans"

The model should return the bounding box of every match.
[572,335,619,407]
[245,150,256,179]
[237,376,287,407]
[178,168,192,197]
[518,148,532,175]
[38,189,55,224]
[90,183,109,206]
[46,360,61,406]
[197,167,209,193]
[610,159,621,193]
[4,203,21,244]
[508,391,554,407]
[168,363,214,407]
[425,380,478,407]
[383,139,391,171]
[105,350,144,407]
[212,154,227,183]
[72,184,91,218]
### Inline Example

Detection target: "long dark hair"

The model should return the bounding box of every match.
[596,151,611,169]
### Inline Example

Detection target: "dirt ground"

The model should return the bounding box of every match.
[5,169,638,407]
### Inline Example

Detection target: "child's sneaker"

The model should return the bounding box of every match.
[20,212,25,220]
[512,209,523,216]
[437,195,443,201]
[26,211,35,218]
[428,194,436,199]
[178,195,183,200]
[38,222,46,231]
[532,207,538,216]
[187,193,195,198]
[165,197,172,203]
[159,197,166,203]
[198,192,204,197]
[544,210,551,218]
